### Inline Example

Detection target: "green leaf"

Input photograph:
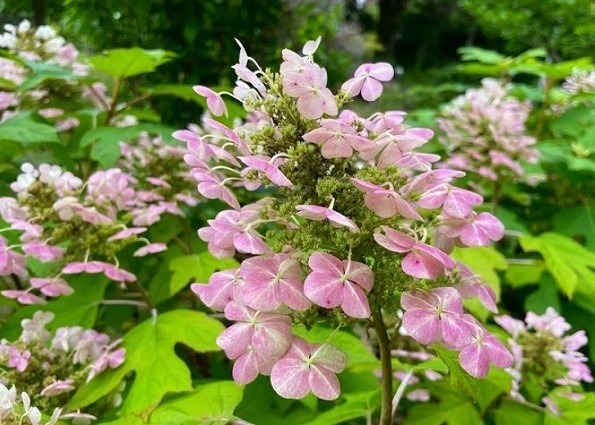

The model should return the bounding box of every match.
[89,48,175,79]
[432,346,478,400]
[305,390,380,425]
[148,381,243,425]
[494,401,544,425]
[519,233,595,299]
[505,264,545,288]
[552,201,595,250]
[167,253,238,299]
[404,382,481,425]
[19,60,78,92]
[68,310,224,417]
[458,47,506,64]
[0,275,108,340]
[0,113,59,144]
[545,390,595,425]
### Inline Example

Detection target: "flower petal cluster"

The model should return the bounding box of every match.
[437,78,539,185]
[0,312,123,419]
[189,38,511,401]
[496,307,592,408]
[0,153,193,304]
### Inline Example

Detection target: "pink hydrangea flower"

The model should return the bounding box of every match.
[217,302,293,384]
[198,208,268,259]
[302,119,373,159]
[401,288,469,348]
[40,379,75,397]
[193,85,228,117]
[1,290,46,305]
[418,183,483,219]
[133,243,167,257]
[30,277,73,297]
[341,62,395,101]
[22,241,64,262]
[239,155,293,188]
[240,254,310,311]
[270,337,347,400]
[351,178,422,220]
[437,212,505,247]
[192,268,243,310]
[295,204,359,233]
[107,227,147,241]
[192,169,241,210]
[457,314,514,378]
[303,252,374,318]
[374,226,456,279]
[283,65,338,119]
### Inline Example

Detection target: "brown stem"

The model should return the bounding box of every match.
[372,307,393,425]
[105,78,122,124]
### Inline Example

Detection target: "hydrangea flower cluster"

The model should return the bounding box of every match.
[0,20,87,127]
[437,78,539,185]
[496,307,592,413]
[562,69,595,96]
[0,382,62,425]
[188,39,513,402]
[0,158,194,305]
[120,132,199,210]
[1,311,124,422]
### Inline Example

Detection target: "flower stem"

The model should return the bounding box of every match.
[372,307,393,425]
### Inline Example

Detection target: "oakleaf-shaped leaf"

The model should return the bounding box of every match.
[89,48,175,79]
[519,233,595,301]
[148,381,243,425]
[68,309,224,417]
[404,382,481,425]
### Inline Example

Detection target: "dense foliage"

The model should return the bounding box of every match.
[0,5,593,425]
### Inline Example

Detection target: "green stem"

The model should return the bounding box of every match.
[372,307,393,425]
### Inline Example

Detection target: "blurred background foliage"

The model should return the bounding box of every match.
[1,0,592,125]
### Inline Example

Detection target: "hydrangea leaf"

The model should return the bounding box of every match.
[432,345,478,400]
[148,381,243,425]
[306,390,381,425]
[545,390,595,425]
[68,309,224,418]
[89,48,176,79]
[493,401,543,425]
[0,113,59,144]
[404,382,481,425]
[519,233,595,301]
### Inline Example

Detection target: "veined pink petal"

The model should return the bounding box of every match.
[270,357,310,399]
[459,343,490,378]
[309,365,341,400]
[402,309,440,344]
[233,351,260,384]
[341,281,370,318]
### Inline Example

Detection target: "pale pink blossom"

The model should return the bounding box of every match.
[240,254,310,311]
[295,204,359,232]
[217,302,293,384]
[193,85,228,117]
[304,252,373,318]
[374,226,456,279]
[270,337,347,400]
[342,62,394,101]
